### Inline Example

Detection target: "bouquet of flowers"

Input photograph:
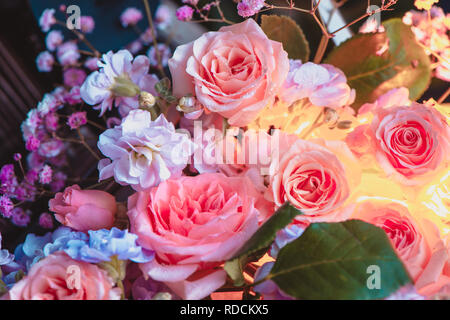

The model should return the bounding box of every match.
[0,0,449,300]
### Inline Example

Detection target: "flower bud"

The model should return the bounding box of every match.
[176,96,203,119]
[139,91,156,108]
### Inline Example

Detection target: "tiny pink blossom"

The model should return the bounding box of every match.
[11,208,31,227]
[155,5,171,29]
[39,212,54,229]
[36,51,54,72]
[176,5,194,22]
[39,8,56,32]
[39,165,53,184]
[147,44,171,67]
[182,0,199,5]
[67,111,87,130]
[120,7,143,27]
[0,196,13,218]
[80,16,95,33]
[64,86,82,105]
[45,112,59,131]
[237,0,266,17]
[57,41,80,66]
[13,153,22,162]
[84,57,100,70]
[26,136,40,152]
[45,30,64,51]
[63,68,87,87]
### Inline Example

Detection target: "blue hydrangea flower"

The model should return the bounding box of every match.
[64,227,154,263]
[14,232,52,270]
[0,234,14,266]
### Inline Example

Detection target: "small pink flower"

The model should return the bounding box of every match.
[39,8,56,32]
[39,165,53,184]
[80,16,95,33]
[84,57,100,70]
[67,111,87,129]
[147,44,171,67]
[36,51,54,72]
[49,184,116,232]
[169,19,289,126]
[38,212,54,229]
[8,252,120,300]
[237,0,266,18]
[176,6,194,22]
[120,7,143,27]
[279,60,355,108]
[45,30,64,51]
[0,196,13,218]
[63,68,87,87]
[25,136,40,152]
[155,5,171,29]
[57,41,80,66]
[11,208,30,227]
[127,173,269,300]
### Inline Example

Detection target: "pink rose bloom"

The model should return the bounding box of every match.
[8,252,120,300]
[45,30,63,51]
[348,90,450,186]
[80,16,95,33]
[279,60,355,107]
[63,68,87,87]
[49,184,116,232]
[39,8,56,32]
[97,110,195,191]
[127,173,268,299]
[57,41,80,66]
[169,19,289,126]
[36,51,54,72]
[80,50,158,116]
[120,7,143,27]
[352,201,450,297]
[267,139,360,223]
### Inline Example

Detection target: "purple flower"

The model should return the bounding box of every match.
[13,153,22,162]
[45,30,63,51]
[67,111,87,129]
[237,0,266,18]
[36,51,54,72]
[25,136,40,152]
[63,68,87,87]
[39,8,56,32]
[270,224,305,258]
[279,60,355,108]
[0,164,15,184]
[80,50,158,116]
[84,57,100,70]
[11,208,31,227]
[45,112,59,131]
[131,275,177,300]
[0,234,14,266]
[0,196,13,218]
[39,212,54,229]
[39,165,53,184]
[80,16,95,33]
[120,7,143,27]
[56,41,80,66]
[97,110,195,191]
[50,171,67,192]
[147,44,171,68]
[176,5,194,22]
[38,139,64,158]
[155,5,171,30]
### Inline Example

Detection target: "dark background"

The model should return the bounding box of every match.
[0,0,448,249]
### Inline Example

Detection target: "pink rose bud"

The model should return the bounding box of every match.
[49,184,116,232]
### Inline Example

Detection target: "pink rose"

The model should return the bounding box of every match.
[169,19,289,126]
[8,252,120,300]
[348,91,450,186]
[49,185,116,232]
[127,173,270,299]
[352,200,450,296]
[267,139,360,223]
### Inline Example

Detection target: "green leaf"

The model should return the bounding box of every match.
[267,220,412,300]
[224,203,303,286]
[325,18,432,111]
[261,15,310,62]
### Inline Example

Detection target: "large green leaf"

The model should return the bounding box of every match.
[261,15,310,62]
[325,18,432,111]
[224,203,302,286]
[267,220,412,300]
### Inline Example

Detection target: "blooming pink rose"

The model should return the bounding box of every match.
[352,201,450,296]
[348,91,450,186]
[49,185,116,232]
[127,173,270,299]
[8,252,120,300]
[267,139,360,223]
[169,19,289,126]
